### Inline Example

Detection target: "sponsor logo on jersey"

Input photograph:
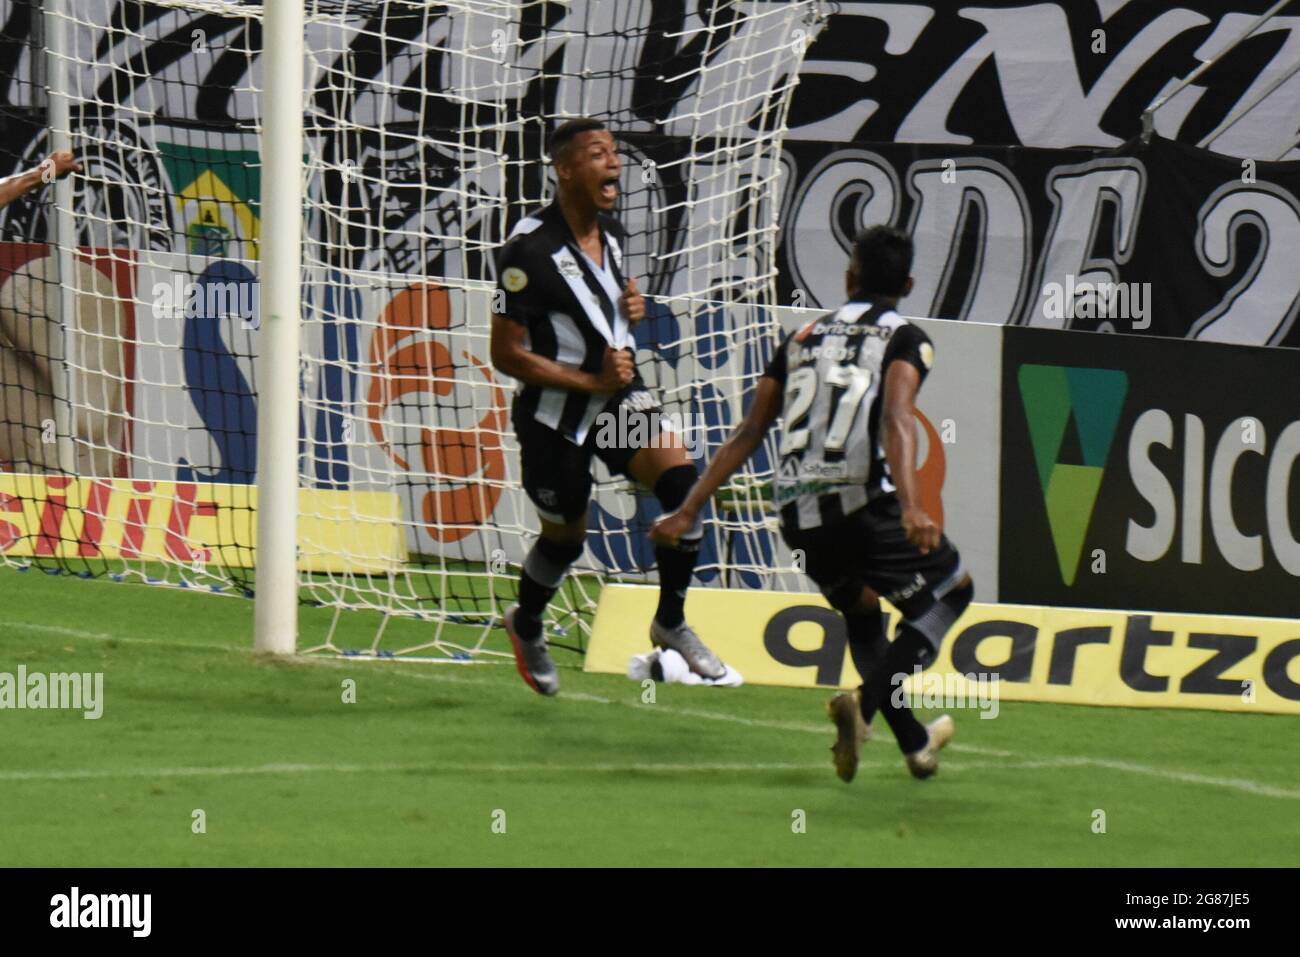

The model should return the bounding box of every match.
[804,322,886,338]
[800,461,848,479]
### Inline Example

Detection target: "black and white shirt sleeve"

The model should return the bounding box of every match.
[493,237,546,329]
[881,322,935,385]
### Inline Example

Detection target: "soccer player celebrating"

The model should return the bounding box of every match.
[490,118,724,696]
[651,226,974,780]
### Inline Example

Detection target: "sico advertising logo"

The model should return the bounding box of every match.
[1001,329,1300,619]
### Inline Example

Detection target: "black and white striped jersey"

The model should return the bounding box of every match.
[763,299,935,531]
[493,201,638,445]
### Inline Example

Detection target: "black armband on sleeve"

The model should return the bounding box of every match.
[494,238,544,328]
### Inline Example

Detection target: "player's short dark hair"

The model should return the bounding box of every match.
[851,225,913,297]
[548,117,608,163]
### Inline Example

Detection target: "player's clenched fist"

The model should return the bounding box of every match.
[594,346,634,393]
[650,508,697,548]
[619,277,644,325]
[40,150,81,182]
[901,504,941,555]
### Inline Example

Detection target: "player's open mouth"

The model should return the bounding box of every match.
[600,178,618,199]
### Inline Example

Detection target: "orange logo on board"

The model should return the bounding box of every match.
[366,284,507,543]
[915,410,945,528]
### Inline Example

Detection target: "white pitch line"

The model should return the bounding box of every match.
[562,691,615,704]
[938,756,1300,800]
[1074,757,1300,801]
[8,756,1300,799]
[0,621,235,654]
[311,661,855,737]
[0,760,837,783]
[2,620,112,641]
[370,666,1018,743]
[642,703,835,735]
[949,742,1016,758]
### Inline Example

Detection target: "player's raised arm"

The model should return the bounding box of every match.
[649,372,784,546]
[881,352,939,555]
[0,149,79,209]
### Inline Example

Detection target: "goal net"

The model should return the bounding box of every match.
[0,0,822,657]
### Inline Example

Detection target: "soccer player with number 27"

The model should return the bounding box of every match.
[653,227,975,781]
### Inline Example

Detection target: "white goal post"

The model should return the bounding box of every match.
[255,0,305,655]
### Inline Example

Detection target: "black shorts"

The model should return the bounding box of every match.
[780,496,963,617]
[514,384,667,524]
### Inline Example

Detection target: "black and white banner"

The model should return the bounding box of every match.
[1,0,1298,346]
[787,0,1300,161]
[777,135,1300,346]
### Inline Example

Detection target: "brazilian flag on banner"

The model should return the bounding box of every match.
[158,143,261,260]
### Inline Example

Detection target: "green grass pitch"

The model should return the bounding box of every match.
[2,565,1298,867]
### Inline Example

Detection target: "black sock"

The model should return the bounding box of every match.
[843,608,888,724]
[865,625,933,754]
[652,465,702,629]
[515,537,584,642]
[653,540,698,629]
[515,574,554,641]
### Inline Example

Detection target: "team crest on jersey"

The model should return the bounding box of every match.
[502,267,528,292]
